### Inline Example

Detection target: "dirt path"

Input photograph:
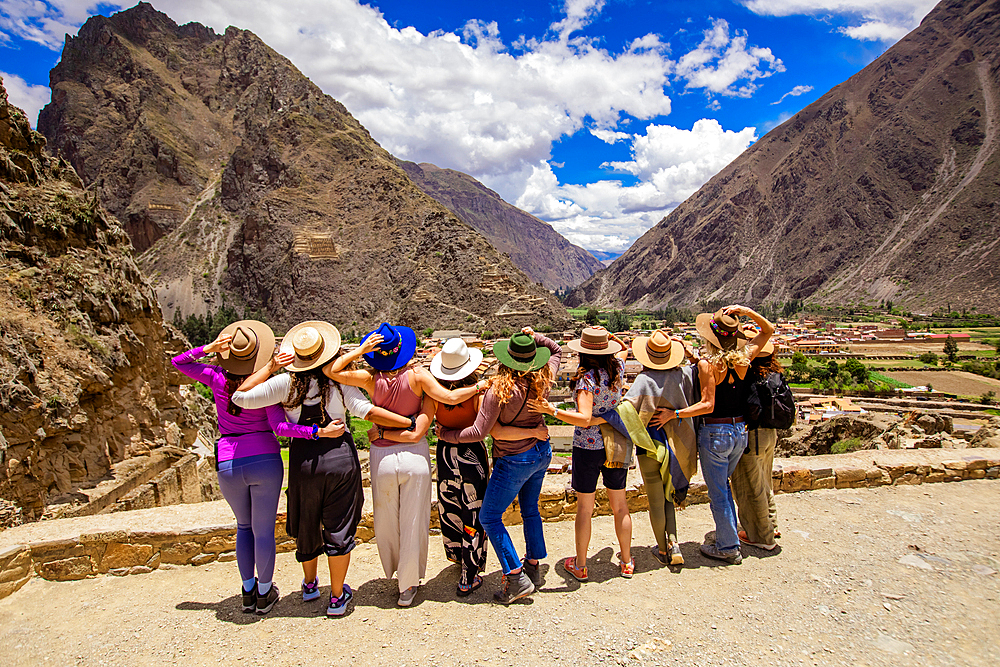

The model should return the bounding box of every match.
[2,481,998,667]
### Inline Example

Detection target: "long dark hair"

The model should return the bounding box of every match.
[283,350,345,411]
[438,372,478,412]
[223,372,247,417]
[750,354,783,381]
[570,352,622,392]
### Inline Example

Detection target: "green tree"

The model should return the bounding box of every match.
[843,358,869,384]
[943,335,959,363]
[607,309,632,332]
[918,351,938,365]
[585,307,600,325]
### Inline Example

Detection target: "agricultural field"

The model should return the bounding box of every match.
[881,370,1000,397]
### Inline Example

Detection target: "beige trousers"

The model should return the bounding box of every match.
[370,439,432,592]
[730,428,777,545]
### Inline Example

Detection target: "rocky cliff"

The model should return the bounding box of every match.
[39,3,571,333]
[0,75,201,525]
[568,0,1000,313]
[397,161,603,291]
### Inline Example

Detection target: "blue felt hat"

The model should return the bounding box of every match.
[361,323,417,371]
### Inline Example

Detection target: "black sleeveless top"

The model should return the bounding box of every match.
[709,367,749,419]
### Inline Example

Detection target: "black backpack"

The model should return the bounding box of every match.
[746,371,795,430]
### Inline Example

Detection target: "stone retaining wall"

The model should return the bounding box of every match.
[0,449,997,600]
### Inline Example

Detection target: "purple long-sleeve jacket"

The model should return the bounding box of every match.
[171,346,312,462]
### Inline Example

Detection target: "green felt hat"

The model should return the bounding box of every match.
[493,332,551,372]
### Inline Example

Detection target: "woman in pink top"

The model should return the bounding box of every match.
[171,322,324,615]
[327,323,483,607]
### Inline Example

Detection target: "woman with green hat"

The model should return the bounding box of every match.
[438,327,561,605]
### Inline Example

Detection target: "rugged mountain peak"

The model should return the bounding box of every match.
[40,4,570,332]
[397,160,603,291]
[1,75,201,524]
[569,0,1000,313]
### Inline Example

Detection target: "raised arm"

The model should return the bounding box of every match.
[414,366,485,405]
[232,373,293,409]
[370,395,437,444]
[171,332,231,391]
[236,351,294,394]
[725,305,773,361]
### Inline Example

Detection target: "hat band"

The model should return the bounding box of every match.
[378,340,402,357]
[231,344,257,360]
[579,338,609,351]
[508,346,537,362]
[298,339,325,361]
[646,346,672,360]
[711,320,736,337]
[440,356,469,372]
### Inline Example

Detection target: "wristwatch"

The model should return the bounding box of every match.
[408,415,417,431]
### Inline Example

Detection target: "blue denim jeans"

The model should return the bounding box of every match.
[698,423,747,552]
[480,440,552,574]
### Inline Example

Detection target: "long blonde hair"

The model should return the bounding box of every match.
[489,364,554,406]
[701,338,750,372]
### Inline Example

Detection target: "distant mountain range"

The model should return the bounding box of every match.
[38,2,572,333]
[569,0,1000,314]
[397,160,603,291]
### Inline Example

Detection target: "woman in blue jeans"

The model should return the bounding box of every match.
[654,306,773,565]
[438,327,560,604]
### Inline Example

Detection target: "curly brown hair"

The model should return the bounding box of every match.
[283,367,337,411]
[489,364,554,406]
[750,353,783,381]
[570,352,622,393]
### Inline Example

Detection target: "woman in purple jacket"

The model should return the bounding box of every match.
[172,321,337,615]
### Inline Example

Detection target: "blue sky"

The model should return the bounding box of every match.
[0,0,936,254]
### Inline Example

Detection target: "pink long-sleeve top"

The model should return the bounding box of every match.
[439,333,561,458]
[171,346,313,462]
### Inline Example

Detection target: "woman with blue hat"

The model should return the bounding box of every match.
[327,323,486,607]
[438,327,561,605]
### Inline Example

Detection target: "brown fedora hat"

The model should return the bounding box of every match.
[631,330,684,370]
[695,309,748,351]
[217,320,276,375]
[566,327,624,356]
[280,321,342,372]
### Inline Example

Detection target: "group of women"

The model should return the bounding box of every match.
[171,303,777,616]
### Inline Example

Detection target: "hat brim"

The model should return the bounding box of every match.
[280,321,342,372]
[566,339,624,356]
[429,347,484,381]
[631,337,684,370]
[217,320,276,376]
[362,326,417,371]
[695,312,748,351]
[493,339,551,372]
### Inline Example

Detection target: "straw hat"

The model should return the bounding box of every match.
[362,323,417,372]
[280,321,342,372]
[695,308,748,351]
[216,320,276,375]
[493,332,551,372]
[430,338,483,381]
[758,340,775,356]
[631,330,684,370]
[566,327,624,356]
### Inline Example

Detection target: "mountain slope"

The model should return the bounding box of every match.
[568,0,1000,313]
[397,161,603,291]
[39,3,571,333]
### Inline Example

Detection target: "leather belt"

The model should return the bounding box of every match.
[703,416,744,424]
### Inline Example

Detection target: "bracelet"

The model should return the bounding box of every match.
[553,408,559,417]
[408,415,417,431]
[377,426,385,440]
[311,424,319,440]
[674,409,680,420]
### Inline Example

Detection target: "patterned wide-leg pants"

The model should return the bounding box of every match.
[436,439,489,587]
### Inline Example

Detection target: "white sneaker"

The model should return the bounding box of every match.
[397,585,417,607]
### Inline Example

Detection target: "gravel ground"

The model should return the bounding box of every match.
[1,480,998,667]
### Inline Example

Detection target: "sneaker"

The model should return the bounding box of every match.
[669,541,684,566]
[326,583,353,617]
[521,558,542,588]
[617,553,635,578]
[650,545,668,566]
[302,577,321,602]
[699,543,742,565]
[241,580,257,613]
[738,530,778,551]
[256,584,280,615]
[563,556,588,582]
[397,585,418,607]
[493,570,534,605]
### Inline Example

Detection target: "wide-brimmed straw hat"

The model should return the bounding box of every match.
[216,320,276,375]
[493,332,551,372]
[430,338,484,381]
[695,308,748,351]
[631,330,684,370]
[566,327,624,356]
[362,323,417,372]
[758,340,775,357]
[280,321,342,372]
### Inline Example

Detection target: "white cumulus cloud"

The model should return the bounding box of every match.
[0,71,50,127]
[740,0,936,43]
[674,18,784,98]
